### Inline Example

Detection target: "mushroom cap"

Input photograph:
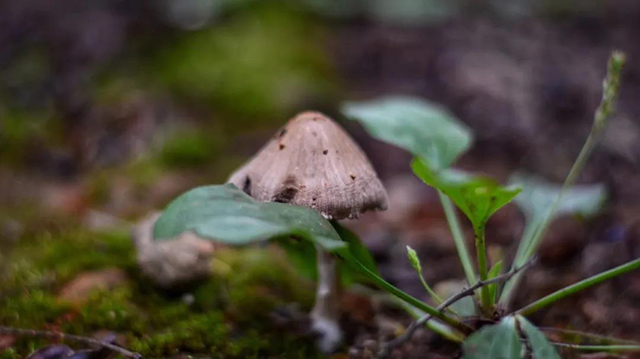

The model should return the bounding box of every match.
[227,111,388,220]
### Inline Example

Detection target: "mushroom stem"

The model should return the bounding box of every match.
[311,245,343,353]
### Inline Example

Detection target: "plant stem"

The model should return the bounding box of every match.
[438,192,477,286]
[474,226,491,309]
[551,343,640,352]
[380,257,536,357]
[417,270,445,305]
[396,300,466,343]
[341,251,469,333]
[539,327,640,345]
[500,51,626,307]
[499,219,540,305]
[516,258,640,316]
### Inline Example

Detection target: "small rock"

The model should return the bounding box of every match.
[59,268,127,305]
[42,183,88,216]
[133,212,216,289]
[0,334,15,351]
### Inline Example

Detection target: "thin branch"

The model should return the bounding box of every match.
[378,257,537,358]
[0,326,143,359]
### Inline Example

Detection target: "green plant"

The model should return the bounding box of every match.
[153,51,638,357]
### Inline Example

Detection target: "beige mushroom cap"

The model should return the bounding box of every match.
[227,111,388,220]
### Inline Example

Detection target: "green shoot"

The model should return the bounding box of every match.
[406,245,444,305]
[500,51,626,306]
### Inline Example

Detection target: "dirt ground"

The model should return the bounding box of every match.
[1,2,639,358]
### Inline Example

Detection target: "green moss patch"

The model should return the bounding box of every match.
[1,228,321,358]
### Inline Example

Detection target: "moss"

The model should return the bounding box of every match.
[160,126,225,168]
[0,108,60,166]
[85,157,165,208]
[1,228,322,358]
[2,229,135,292]
[148,3,336,128]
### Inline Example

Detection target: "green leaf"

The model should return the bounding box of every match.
[280,224,379,285]
[509,173,607,222]
[412,159,521,232]
[332,222,378,274]
[153,184,346,252]
[487,261,503,304]
[342,96,472,169]
[279,237,318,279]
[463,317,523,359]
[516,316,561,359]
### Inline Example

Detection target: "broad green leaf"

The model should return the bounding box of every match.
[412,159,521,232]
[463,317,522,359]
[280,223,379,285]
[516,316,561,359]
[342,96,472,169]
[279,237,318,279]
[509,173,607,222]
[487,261,503,304]
[153,184,346,252]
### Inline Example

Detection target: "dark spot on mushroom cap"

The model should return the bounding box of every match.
[278,128,287,138]
[350,174,356,180]
[273,187,298,203]
[273,176,298,203]
[279,143,286,150]
[322,150,328,155]
[242,177,252,196]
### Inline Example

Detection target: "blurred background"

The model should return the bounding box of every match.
[1,0,640,357]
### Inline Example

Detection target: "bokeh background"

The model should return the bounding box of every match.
[1,0,640,357]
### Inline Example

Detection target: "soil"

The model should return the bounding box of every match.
[1,2,639,358]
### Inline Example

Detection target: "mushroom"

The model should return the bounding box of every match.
[228,111,388,352]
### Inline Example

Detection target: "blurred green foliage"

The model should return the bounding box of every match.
[160,126,225,167]
[150,3,336,127]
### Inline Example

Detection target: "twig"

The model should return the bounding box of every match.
[378,257,537,358]
[0,326,143,359]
